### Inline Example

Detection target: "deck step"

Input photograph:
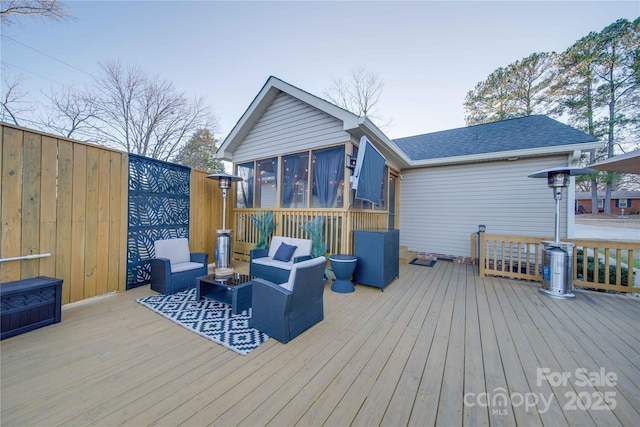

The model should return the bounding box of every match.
[399,246,418,264]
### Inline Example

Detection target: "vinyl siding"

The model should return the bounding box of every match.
[232,92,348,163]
[399,156,570,257]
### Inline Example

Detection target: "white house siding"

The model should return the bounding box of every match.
[232,92,349,163]
[399,155,571,258]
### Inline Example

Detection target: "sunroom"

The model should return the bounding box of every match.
[216,77,409,260]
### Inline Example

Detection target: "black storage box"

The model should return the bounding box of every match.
[1,276,63,340]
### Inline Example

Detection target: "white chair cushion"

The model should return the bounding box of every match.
[267,236,312,260]
[281,256,326,291]
[154,238,191,265]
[170,262,204,273]
[252,258,295,271]
[289,238,312,259]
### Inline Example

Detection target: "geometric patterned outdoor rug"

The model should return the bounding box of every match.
[137,288,269,355]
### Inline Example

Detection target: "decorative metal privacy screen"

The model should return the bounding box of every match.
[127,154,190,289]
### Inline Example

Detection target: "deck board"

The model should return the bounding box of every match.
[1,262,639,426]
[463,267,490,427]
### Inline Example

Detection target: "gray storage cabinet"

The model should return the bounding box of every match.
[353,229,400,290]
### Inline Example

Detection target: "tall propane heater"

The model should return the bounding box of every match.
[528,167,593,298]
[207,173,243,271]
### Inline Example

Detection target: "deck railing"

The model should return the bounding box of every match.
[474,232,640,293]
[233,208,388,260]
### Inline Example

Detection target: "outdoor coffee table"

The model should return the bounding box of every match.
[196,273,254,315]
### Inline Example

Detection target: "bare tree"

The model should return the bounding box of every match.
[324,66,392,129]
[41,85,100,139]
[88,61,211,160]
[1,1,70,126]
[41,61,214,159]
[1,73,32,125]
[0,0,69,25]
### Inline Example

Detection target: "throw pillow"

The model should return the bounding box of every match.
[273,242,298,262]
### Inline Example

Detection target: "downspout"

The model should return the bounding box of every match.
[567,150,581,238]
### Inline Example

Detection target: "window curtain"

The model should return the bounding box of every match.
[282,155,300,208]
[314,146,344,208]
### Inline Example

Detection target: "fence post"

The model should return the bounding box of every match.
[345,211,353,254]
[478,226,486,277]
[471,233,477,267]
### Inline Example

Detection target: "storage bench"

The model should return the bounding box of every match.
[1,276,63,340]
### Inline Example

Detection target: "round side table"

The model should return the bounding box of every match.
[329,254,358,293]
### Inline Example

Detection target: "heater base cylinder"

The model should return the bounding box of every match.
[540,242,574,299]
[216,232,232,270]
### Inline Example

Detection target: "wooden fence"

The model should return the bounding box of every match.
[473,232,640,293]
[233,208,388,260]
[0,124,227,304]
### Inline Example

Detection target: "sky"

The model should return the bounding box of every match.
[2,1,639,141]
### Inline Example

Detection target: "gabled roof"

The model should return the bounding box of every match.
[393,115,601,166]
[216,76,412,167]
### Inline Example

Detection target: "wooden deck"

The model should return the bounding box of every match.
[1,261,639,426]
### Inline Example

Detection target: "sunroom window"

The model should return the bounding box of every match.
[256,157,277,208]
[281,152,309,208]
[311,146,344,208]
[236,162,254,208]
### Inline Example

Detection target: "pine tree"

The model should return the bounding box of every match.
[173,128,226,173]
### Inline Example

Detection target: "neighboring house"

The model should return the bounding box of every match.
[216,76,602,259]
[576,191,640,215]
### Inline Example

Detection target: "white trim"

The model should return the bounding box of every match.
[405,141,604,169]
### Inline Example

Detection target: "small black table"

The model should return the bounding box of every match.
[196,273,254,315]
[329,255,358,293]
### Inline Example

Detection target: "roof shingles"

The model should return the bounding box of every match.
[393,115,599,161]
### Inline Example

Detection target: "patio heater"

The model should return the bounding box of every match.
[207,173,243,271]
[528,167,593,299]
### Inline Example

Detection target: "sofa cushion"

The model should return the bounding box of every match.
[170,261,204,273]
[252,258,295,271]
[268,236,312,260]
[290,238,313,259]
[154,238,190,265]
[273,242,297,262]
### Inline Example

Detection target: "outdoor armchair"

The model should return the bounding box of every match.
[150,238,208,294]
[250,256,326,343]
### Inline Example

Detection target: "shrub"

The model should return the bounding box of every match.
[575,250,633,287]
